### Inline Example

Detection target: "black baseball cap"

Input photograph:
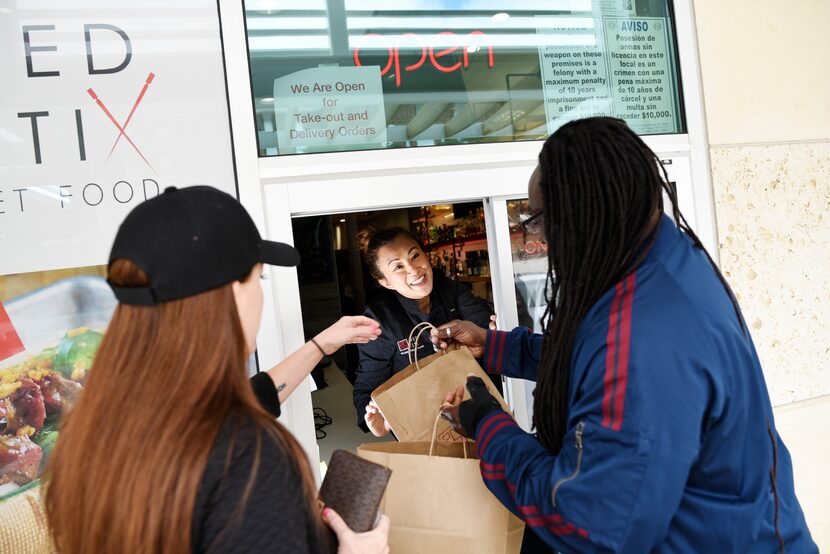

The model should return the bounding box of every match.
[108,185,300,306]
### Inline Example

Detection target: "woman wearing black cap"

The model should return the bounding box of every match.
[45,186,390,554]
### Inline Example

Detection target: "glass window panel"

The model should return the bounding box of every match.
[507,199,548,333]
[506,198,546,423]
[246,0,685,156]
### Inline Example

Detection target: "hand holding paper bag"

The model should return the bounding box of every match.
[370,322,510,443]
[430,318,491,356]
[441,375,504,438]
[362,322,523,553]
[364,400,392,437]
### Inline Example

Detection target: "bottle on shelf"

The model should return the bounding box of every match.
[429,224,439,244]
[466,251,478,276]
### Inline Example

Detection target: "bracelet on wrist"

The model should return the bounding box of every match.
[310,337,330,358]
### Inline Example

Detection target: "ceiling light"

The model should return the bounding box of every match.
[492,12,510,22]
[261,97,274,103]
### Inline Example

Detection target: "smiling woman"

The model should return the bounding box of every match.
[360,228,434,307]
[353,226,495,437]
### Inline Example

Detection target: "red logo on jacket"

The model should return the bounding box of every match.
[396,339,410,354]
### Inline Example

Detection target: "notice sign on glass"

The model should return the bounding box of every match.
[536,17,612,132]
[537,16,680,135]
[273,66,387,155]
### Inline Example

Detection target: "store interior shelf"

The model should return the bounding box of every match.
[423,232,487,250]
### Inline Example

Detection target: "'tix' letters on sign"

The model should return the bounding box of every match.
[352,31,494,87]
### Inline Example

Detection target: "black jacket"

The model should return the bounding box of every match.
[353,272,493,429]
[191,373,325,554]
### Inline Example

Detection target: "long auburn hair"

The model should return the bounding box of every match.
[533,117,740,453]
[45,259,320,553]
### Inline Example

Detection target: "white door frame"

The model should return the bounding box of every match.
[219,0,320,468]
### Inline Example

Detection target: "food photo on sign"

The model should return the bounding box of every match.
[0,267,115,552]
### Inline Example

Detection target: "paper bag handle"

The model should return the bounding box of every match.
[407,321,444,369]
[429,404,469,459]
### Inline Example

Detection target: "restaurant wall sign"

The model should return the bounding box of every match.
[0,1,236,275]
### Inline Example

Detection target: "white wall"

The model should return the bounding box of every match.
[693,0,830,547]
[774,395,830,549]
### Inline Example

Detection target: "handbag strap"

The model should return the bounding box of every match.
[407,321,444,369]
[429,404,469,459]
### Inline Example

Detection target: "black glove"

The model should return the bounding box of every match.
[442,376,502,438]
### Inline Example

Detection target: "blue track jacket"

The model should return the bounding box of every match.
[477,216,816,552]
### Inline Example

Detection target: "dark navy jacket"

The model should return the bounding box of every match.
[475,216,816,552]
[354,272,492,428]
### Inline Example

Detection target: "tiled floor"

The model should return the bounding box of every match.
[311,362,392,466]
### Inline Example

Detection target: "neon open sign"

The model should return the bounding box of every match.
[353,31,494,87]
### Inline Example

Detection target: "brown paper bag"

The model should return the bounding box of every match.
[357,411,524,554]
[371,323,510,443]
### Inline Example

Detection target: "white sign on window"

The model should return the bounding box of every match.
[0,1,236,275]
[537,17,613,133]
[273,66,387,155]
[537,16,679,136]
[605,17,677,134]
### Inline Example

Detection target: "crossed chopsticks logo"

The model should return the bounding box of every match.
[87,72,156,172]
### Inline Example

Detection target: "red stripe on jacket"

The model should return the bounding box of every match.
[601,272,637,430]
[611,273,636,431]
[485,330,497,368]
[476,412,511,443]
[494,331,507,373]
[517,505,588,537]
[478,420,514,457]
[602,286,623,427]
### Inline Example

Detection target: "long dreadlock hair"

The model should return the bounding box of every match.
[533,117,740,453]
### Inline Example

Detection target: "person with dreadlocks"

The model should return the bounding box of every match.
[433,117,816,552]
